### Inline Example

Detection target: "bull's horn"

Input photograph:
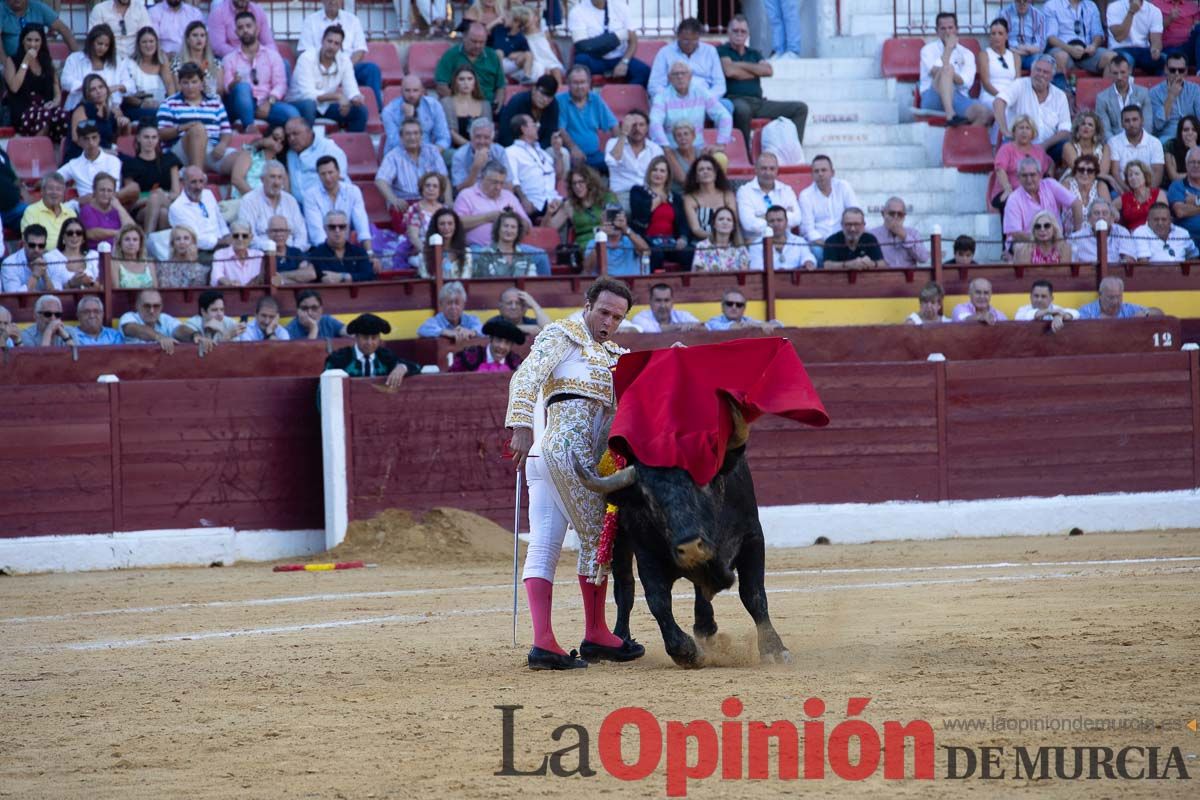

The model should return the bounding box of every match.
[728,401,749,450]
[572,450,636,494]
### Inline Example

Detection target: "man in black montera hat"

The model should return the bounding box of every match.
[324,313,420,388]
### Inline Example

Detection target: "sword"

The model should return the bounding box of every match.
[512,467,522,648]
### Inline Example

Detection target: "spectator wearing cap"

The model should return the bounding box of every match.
[236,295,290,340]
[868,197,930,267]
[383,74,452,153]
[557,64,620,172]
[454,161,531,248]
[417,280,484,341]
[287,288,347,339]
[324,313,420,388]
[497,75,560,149]
[450,318,526,373]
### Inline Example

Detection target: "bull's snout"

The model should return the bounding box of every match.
[674,538,714,569]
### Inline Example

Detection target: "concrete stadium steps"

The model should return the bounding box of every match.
[763,57,882,81]
[811,144,929,170]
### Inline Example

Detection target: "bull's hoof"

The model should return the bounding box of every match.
[528,647,588,671]
[579,638,645,663]
[762,649,793,665]
[668,639,705,669]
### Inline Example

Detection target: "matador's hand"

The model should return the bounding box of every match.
[509,427,533,471]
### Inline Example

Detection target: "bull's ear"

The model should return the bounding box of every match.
[727,400,749,450]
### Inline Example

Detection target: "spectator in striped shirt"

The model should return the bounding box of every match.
[157,62,237,176]
[648,60,732,152]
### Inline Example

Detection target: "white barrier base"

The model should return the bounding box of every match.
[530,489,1200,551]
[0,528,326,575]
[6,489,1199,574]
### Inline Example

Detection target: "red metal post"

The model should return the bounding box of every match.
[431,235,444,316]
[265,248,277,295]
[100,246,113,327]
[1096,225,1109,287]
[762,237,777,321]
[107,379,123,532]
[930,231,943,286]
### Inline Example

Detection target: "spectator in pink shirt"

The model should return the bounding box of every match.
[952,277,1008,324]
[1153,0,1200,65]
[453,161,532,247]
[210,221,265,285]
[991,115,1053,211]
[209,0,277,59]
[1003,156,1083,244]
[222,11,301,130]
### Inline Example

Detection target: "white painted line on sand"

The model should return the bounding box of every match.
[38,564,1200,652]
[5,555,1197,625]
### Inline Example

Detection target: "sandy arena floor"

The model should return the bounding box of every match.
[2,530,1198,799]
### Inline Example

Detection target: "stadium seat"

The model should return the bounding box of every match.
[502,84,526,106]
[116,134,136,157]
[881,38,923,82]
[330,132,379,180]
[701,128,752,171]
[48,41,69,63]
[364,92,384,135]
[8,136,57,184]
[778,171,814,195]
[356,181,392,228]
[942,126,994,173]
[523,226,561,253]
[276,41,296,69]
[635,39,667,68]
[1074,77,1105,112]
[600,84,649,120]
[408,41,452,89]
[368,41,405,87]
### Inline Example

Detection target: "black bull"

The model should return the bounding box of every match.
[574,410,789,669]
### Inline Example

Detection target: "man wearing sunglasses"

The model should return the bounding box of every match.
[1,224,65,293]
[704,289,781,332]
[1150,54,1200,142]
[868,197,930,267]
[305,210,372,283]
[120,289,184,353]
[19,294,73,347]
[87,0,150,60]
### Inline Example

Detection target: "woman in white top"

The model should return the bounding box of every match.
[61,23,125,110]
[906,281,951,325]
[118,26,175,127]
[977,17,1018,107]
[47,218,101,290]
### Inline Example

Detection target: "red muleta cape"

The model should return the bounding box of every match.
[609,338,830,486]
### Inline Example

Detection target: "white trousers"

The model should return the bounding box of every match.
[521,454,577,583]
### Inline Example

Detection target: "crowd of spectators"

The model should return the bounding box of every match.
[0,2,1187,356]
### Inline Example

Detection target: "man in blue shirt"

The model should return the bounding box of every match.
[557,64,619,171]
[583,206,648,275]
[305,210,373,282]
[284,116,349,206]
[72,296,124,346]
[648,17,731,113]
[1167,144,1200,248]
[417,280,484,341]
[286,289,347,339]
[381,74,451,154]
[1077,276,1162,318]
[1150,55,1200,142]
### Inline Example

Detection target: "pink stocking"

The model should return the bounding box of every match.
[578,575,623,648]
[524,577,565,655]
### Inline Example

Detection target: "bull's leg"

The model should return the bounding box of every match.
[734,533,791,664]
[693,586,717,641]
[635,554,703,668]
[611,536,636,642]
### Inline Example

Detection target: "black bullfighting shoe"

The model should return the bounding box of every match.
[527,647,589,670]
[578,638,646,663]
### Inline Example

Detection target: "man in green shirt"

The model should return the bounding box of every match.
[718,14,808,155]
[0,0,77,58]
[434,21,506,112]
